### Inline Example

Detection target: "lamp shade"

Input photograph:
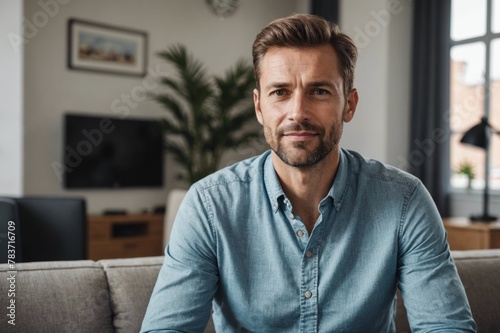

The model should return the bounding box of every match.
[459,116,497,222]
[460,117,489,149]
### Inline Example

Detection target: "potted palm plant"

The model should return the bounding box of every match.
[152,44,262,185]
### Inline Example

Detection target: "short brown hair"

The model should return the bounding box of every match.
[252,14,357,95]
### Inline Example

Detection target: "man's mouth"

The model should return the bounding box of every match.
[283,131,318,141]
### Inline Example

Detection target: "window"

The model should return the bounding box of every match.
[449,0,500,190]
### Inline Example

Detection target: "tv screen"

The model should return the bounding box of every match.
[63,113,164,189]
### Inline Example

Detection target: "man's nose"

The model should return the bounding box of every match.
[288,93,309,123]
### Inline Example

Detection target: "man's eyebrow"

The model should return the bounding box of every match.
[263,81,338,91]
[308,81,337,88]
[263,82,290,91]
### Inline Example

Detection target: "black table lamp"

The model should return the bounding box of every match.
[460,117,498,222]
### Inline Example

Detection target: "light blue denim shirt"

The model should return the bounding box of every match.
[141,149,476,333]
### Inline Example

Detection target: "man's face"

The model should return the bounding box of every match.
[253,44,358,168]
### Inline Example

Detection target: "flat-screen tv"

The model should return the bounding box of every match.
[63,113,164,189]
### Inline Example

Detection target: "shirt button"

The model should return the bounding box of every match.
[306,251,312,257]
[288,213,294,219]
[296,230,304,237]
[304,291,312,299]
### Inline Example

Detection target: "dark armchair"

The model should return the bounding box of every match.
[0,196,87,262]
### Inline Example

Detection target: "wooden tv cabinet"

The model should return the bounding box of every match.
[87,213,164,260]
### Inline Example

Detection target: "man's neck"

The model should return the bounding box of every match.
[271,148,341,234]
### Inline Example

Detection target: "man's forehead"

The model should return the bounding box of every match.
[259,45,342,85]
[261,45,338,68]
[263,44,336,59]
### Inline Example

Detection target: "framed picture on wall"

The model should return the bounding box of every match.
[68,18,147,77]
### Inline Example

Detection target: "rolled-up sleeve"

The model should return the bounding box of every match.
[140,185,218,333]
[397,181,476,332]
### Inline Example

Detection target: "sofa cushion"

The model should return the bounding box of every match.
[0,260,113,333]
[100,256,164,333]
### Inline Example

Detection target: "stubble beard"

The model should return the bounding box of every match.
[265,121,342,169]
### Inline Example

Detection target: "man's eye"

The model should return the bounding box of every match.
[271,90,285,96]
[313,89,329,95]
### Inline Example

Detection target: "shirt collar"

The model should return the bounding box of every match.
[263,152,284,213]
[330,148,350,211]
[263,148,351,213]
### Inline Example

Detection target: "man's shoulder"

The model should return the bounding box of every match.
[193,150,271,190]
[343,149,421,188]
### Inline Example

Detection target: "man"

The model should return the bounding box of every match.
[141,14,476,332]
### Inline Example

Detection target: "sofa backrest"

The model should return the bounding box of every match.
[451,250,500,332]
[99,256,164,333]
[1,250,499,332]
[0,260,113,332]
[101,256,216,333]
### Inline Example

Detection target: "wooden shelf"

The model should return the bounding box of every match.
[443,217,500,250]
[87,213,164,260]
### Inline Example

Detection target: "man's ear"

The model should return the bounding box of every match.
[254,88,264,125]
[343,88,359,123]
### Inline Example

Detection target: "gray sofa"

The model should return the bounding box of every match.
[1,250,499,332]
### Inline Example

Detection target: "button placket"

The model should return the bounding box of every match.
[288,202,308,247]
[298,200,328,331]
[299,238,320,332]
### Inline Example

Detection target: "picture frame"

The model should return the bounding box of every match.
[68,18,147,77]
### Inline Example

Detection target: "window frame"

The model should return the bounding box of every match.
[449,0,500,193]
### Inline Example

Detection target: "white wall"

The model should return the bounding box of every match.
[295,0,310,14]
[9,0,484,219]
[0,0,24,196]
[339,0,412,167]
[22,0,306,214]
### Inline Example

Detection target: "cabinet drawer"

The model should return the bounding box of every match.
[87,214,164,260]
[88,237,163,260]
